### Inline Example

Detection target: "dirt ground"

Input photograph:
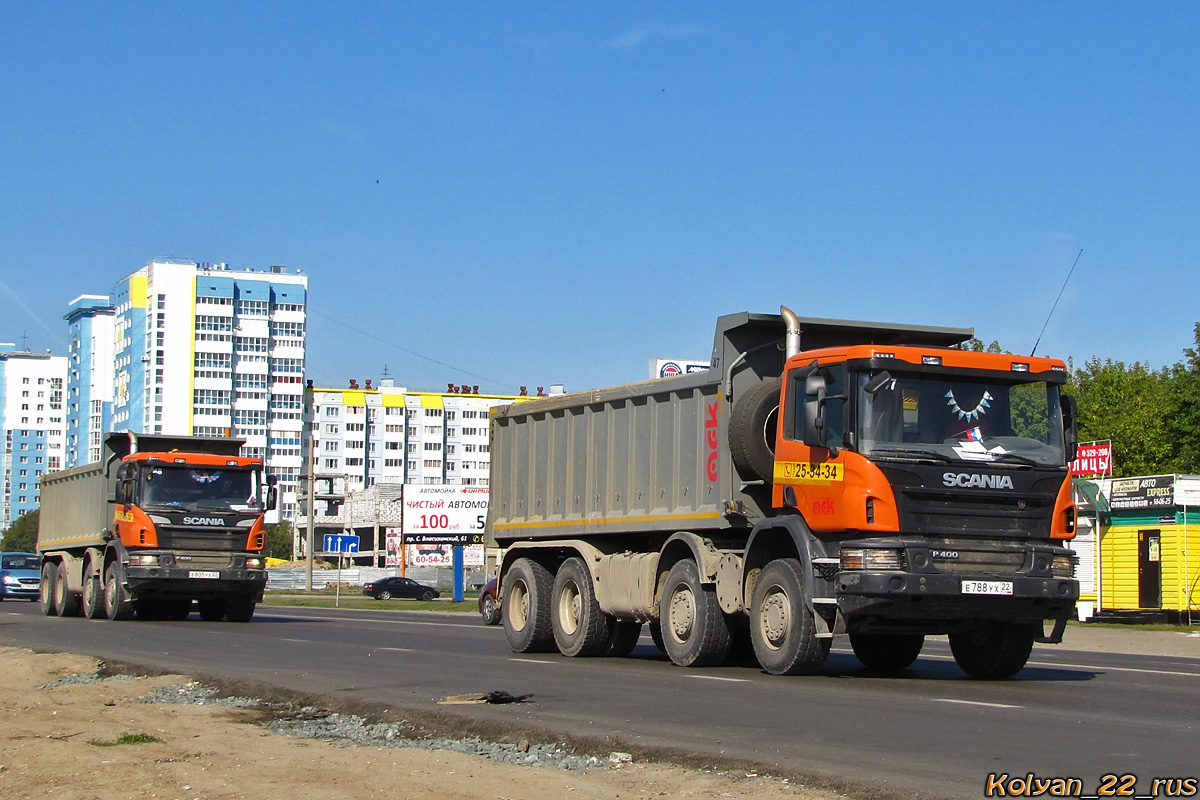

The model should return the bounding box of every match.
[0,646,845,800]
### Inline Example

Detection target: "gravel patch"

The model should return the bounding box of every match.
[45,671,606,771]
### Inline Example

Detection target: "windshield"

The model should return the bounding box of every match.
[2,554,39,570]
[140,465,260,512]
[857,371,1065,466]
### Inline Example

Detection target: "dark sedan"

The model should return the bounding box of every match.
[362,576,439,601]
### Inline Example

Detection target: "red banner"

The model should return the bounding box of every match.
[1070,440,1112,476]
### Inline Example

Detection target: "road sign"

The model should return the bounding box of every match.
[323,534,360,554]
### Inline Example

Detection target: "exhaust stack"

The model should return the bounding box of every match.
[781,305,801,360]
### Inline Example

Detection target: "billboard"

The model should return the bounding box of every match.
[404,544,484,567]
[650,358,711,380]
[402,484,489,545]
[1070,440,1113,477]
[1109,475,1175,510]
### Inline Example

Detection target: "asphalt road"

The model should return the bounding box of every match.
[2,601,1197,800]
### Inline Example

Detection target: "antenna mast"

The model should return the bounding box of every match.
[1030,248,1083,357]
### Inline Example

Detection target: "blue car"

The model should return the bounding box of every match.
[0,552,41,601]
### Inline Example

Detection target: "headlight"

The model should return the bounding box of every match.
[2,575,21,586]
[128,555,159,566]
[245,557,263,568]
[841,548,906,571]
[1051,554,1075,578]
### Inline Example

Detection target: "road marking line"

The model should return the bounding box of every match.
[1025,659,1200,679]
[279,638,310,643]
[509,658,557,665]
[934,698,1023,709]
[686,674,751,683]
[377,647,413,652]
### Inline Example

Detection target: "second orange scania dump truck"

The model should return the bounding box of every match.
[486,308,1079,678]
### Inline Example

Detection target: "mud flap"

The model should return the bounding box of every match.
[812,597,838,639]
[1034,616,1068,644]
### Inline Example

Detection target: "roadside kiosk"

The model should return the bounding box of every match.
[1096,474,1200,622]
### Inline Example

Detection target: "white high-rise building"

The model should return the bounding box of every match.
[69,258,308,522]
[0,349,68,529]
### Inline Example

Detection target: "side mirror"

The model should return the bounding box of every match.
[113,481,125,505]
[864,370,893,395]
[802,372,828,448]
[265,474,279,510]
[1060,394,1079,463]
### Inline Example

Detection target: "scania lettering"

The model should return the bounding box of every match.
[486,308,1079,678]
[37,432,277,623]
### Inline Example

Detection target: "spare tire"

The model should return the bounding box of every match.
[728,377,783,482]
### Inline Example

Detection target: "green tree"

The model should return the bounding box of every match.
[1066,357,1173,477]
[1165,322,1200,474]
[263,521,294,560]
[1,509,39,552]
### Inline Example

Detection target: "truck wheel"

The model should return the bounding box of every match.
[658,559,731,667]
[605,620,643,657]
[949,622,1034,679]
[82,560,105,619]
[551,557,611,657]
[749,558,829,675]
[729,377,783,481]
[225,597,256,622]
[849,633,925,671]
[40,562,58,616]
[135,598,163,620]
[103,562,135,620]
[55,562,81,617]
[197,599,226,621]
[164,600,192,620]
[502,557,555,653]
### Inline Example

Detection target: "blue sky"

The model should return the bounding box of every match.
[3,4,1198,394]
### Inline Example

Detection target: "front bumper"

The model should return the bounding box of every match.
[836,570,1078,627]
[126,565,266,601]
[0,583,40,599]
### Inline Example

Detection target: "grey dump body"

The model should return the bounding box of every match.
[488,312,971,544]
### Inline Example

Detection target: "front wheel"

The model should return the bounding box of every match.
[502,558,555,653]
[225,597,256,623]
[658,559,731,667]
[849,633,925,672]
[949,622,1035,679]
[749,558,829,675]
[420,590,435,601]
[551,557,611,657]
[197,599,226,622]
[104,562,135,620]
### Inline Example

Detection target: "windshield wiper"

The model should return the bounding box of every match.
[987,452,1041,467]
[868,448,954,463]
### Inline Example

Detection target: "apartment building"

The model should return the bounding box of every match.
[67,258,308,522]
[0,350,67,529]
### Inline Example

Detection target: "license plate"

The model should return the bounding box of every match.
[961,580,1013,595]
[189,571,220,580]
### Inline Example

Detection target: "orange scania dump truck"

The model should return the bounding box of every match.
[37,432,275,622]
[486,308,1079,678]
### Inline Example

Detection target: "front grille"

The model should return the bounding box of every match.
[897,489,1054,538]
[157,527,244,552]
[931,550,1025,575]
[17,578,39,587]
[173,552,233,568]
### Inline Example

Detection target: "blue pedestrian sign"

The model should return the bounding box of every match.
[323,534,360,554]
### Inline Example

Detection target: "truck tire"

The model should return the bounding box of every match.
[40,562,58,616]
[55,561,81,617]
[849,633,925,671]
[225,597,256,622]
[729,377,783,481]
[658,559,732,667]
[551,557,611,657]
[198,599,226,621]
[749,558,829,675]
[164,600,192,620]
[502,557,555,653]
[949,621,1035,679]
[605,620,643,657]
[82,559,105,619]
[103,562,135,621]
